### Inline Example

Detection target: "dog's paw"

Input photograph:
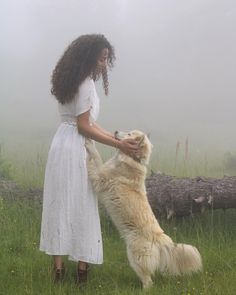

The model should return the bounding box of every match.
[143,279,153,289]
[85,138,93,147]
[85,139,95,154]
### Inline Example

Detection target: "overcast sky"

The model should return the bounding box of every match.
[1,0,236,150]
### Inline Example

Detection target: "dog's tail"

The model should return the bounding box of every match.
[157,234,202,276]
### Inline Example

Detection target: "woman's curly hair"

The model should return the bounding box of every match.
[51,34,115,104]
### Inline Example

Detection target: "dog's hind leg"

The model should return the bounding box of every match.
[127,246,154,289]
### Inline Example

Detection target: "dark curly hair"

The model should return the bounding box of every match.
[51,34,115,104]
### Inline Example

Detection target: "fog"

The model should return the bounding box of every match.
[1,0,236,152]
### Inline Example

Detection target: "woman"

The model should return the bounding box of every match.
[39,34,138,285]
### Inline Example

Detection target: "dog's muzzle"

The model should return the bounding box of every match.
[114,130,119,140]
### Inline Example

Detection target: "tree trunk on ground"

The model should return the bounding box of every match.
[0,179,42,200]
[146,173,236,218]
[1,174,236,218]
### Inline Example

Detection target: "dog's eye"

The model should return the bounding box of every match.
[128,133,131,136]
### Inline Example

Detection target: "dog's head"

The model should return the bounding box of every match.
[115,130,153,165]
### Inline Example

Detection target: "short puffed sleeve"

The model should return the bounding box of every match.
[75,78,93,116]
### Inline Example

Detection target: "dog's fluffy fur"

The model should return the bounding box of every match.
[85,130,202,289]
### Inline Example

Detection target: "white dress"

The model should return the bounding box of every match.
[39,77,103,264]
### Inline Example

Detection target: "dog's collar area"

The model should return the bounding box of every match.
[132,154,141,163]
[130,154,147,166]
[117,152,146,166]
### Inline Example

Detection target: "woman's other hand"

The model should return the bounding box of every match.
[117,139,139,156]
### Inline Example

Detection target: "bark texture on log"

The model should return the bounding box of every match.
[0,179,42,200]
[146,173,236,218]
[1,174,236,219]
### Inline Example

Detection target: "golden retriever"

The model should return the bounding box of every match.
[85,130,202,289]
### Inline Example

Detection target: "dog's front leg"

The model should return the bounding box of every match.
[85,139,103,193]
[85,139,103,168]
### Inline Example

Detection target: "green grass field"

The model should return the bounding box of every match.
[0,198,235,295]
[0,144,236,294]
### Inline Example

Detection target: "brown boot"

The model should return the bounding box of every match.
[76,263,90,286]
[53,263,65,283]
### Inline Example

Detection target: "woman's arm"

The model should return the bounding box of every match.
[92,122,114,138]
[77,111,138,154]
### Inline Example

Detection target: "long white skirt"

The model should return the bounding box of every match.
[39,122,103,264]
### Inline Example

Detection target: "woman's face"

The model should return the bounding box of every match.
[96,48,109,72]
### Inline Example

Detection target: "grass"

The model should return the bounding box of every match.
[0,197,235,295]
[0,142,236,294]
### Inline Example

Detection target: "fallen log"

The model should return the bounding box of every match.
[1,174,236,219]
[0,179,42,200]
[146,173,236,218]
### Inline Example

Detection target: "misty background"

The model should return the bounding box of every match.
[1,0,236,156]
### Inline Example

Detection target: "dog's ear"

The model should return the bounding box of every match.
[137,135,145,147]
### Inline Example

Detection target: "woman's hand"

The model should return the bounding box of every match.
[117,139,139,156]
